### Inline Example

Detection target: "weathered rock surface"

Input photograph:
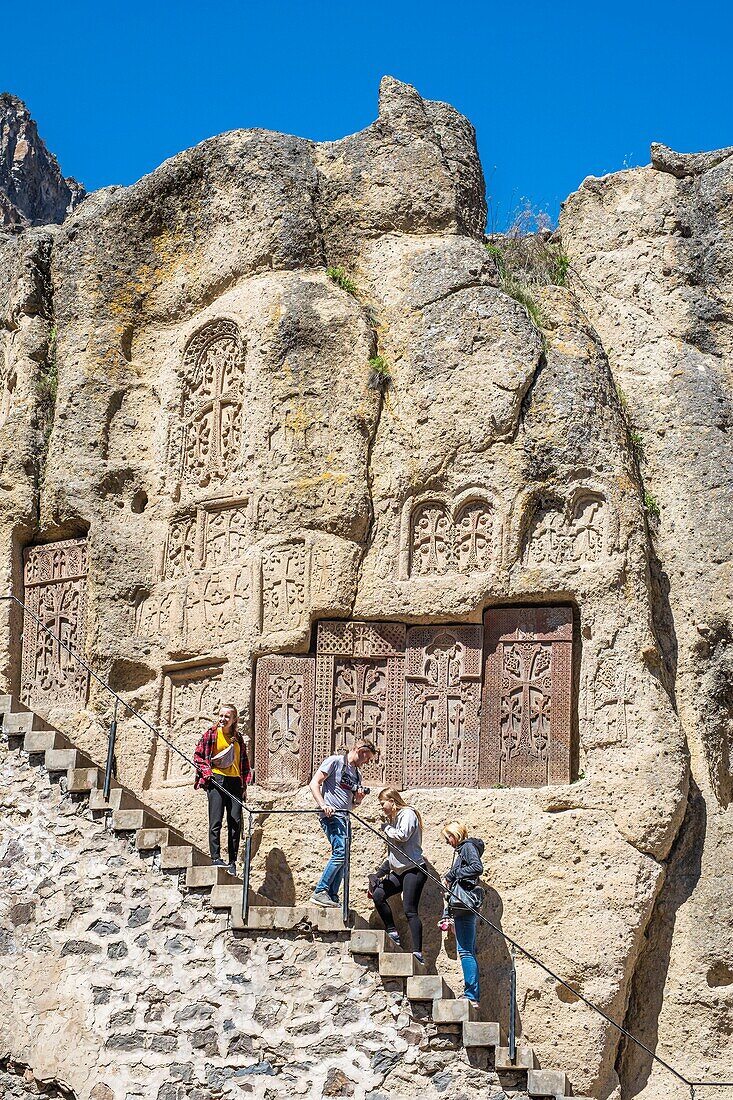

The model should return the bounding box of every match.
[0,95,84,229]
[561,143,733,1100]
[0,80,728,1100]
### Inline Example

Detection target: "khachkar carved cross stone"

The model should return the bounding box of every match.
[261,542,310,632]
[21,538,90,711]
[481,607,573,787]
[409,499,493,577]
[314,621,406,786]
[254,655,315,790]
[404,626,483,788]
[170,319,246,488]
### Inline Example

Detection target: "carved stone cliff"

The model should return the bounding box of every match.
[0,78,728,1100]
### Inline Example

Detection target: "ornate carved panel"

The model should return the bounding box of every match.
[314,621,406,785]
[151,661,225,788]
[182,567,251,646]
[21,538,90,710]
[254,655,315,790]
[161,500,248,580]
[404,626,483,788]
[524,493,609,567]
[400,489,497,579]
[481,607,573,787]
[261,542,310,632]
[169,319,246,487]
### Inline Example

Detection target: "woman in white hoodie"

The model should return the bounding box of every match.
[370,788,427,963]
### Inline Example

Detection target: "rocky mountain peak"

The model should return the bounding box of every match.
[0,92,85,230]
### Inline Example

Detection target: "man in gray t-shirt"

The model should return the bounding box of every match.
[309,740,376,908]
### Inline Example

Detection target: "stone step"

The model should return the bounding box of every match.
[89,787,140,813]
[0,693,14,715]
[112,808,164,831]
[406,975,454,1001]
[377,951,425,979]
[432,998,479,1024]
[496,1045,538,1072]
[462,1021,502,1048]
[159,844,208,870]
[66,767,103,792]
[210,884,245,909]
[229,902,354,933]
[24,728,67,753]
[350,928,398,956]
[527,1068,570,1098]
[186,864,241,889]
[45,747,92,772]
[4,710,45,735]
[136,826,183,851]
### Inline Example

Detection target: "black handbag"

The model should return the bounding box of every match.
[448,881,485,913]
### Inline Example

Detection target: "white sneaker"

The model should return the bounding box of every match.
[311,891,339,908]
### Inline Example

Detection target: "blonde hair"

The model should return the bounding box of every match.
[219,703,239,732]
[441,820,468,844]
[378,788,423,831]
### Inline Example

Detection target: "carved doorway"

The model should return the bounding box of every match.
[480,606,573,787]
[21,538,90,712]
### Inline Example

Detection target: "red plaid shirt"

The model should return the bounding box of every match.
[193,724,252,790]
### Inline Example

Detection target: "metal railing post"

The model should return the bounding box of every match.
[103,699,118,800]
[509,944,517,1064]
[342,814,352,927]
[242,813,253,928]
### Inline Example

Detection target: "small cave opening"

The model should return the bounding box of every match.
[131,489,148,514]
[706,960,733,988]
[107,658,156,693]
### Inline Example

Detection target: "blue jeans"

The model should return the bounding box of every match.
[454,911,480,1002]
[315,813,349,900]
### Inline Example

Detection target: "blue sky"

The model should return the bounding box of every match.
[4,0,731,228]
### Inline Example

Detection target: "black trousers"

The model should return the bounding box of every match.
[207,775,243,862]
[372,867,428,952]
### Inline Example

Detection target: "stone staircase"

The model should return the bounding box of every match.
[1,692,578,1100]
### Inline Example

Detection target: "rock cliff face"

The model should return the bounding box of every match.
[0,94,84,229]
[0,77,728,1100]
[561,147,733,1100]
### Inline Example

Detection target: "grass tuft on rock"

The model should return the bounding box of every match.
[327,266,358,297]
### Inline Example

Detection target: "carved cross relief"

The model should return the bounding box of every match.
[150,661,225,788]
[404,626,482,788]
[174,319,246,488]
[314,621,406,786]
[524,494,608,568]
[21,539,90,711]
[255,655,315,789]
[481,607,573,787]
[410,498,493,577]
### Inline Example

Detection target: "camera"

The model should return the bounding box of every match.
[339,773,370,795]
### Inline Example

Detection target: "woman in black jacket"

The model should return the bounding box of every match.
[442,820,485,1008]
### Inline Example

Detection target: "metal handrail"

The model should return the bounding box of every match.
[2,591,731,1095]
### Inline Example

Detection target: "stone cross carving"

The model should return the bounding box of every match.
[261,542,310,632]
[314,621,406,786]
[254,655,315,790]
[481,607,573,787]
[171,319,246,487]
[524,493,608,567]
[404,626,482,788]
[399,490,496,579]
[21,538,90,711]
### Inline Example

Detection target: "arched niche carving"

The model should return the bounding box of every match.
[399,487,498,579]
[170,319,247,488]
[518,485,613,568]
